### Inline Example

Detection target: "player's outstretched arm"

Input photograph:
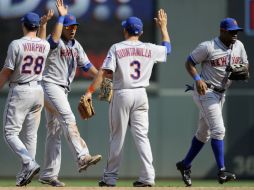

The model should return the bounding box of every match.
[87,65,98,78]
[155,9,170,43]
[51,0,68,42]
[38,9,54,40]
[84,69,110,99]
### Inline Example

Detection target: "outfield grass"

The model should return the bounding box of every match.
[0,178,253,187]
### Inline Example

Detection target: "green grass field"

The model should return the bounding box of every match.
[0,178,253,187]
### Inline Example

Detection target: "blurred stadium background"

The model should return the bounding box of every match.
[0,0,253,181]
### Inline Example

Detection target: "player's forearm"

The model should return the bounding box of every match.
[161,28,171,54]
[38,9,54,40]
[0,68,12,90]
[156,9,170,42]
[51,16,65,42]
[185,60,200,80]
[86,69,104,94]
[38,24,47,40]
[160,26,170,42]
[0,78,7,90]
[88,65,98,78]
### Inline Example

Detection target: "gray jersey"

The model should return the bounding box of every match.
[190,37,248,89]
[43,37,91,87]
[4,36,50,83]
[102,40,167,89]
[40,37,100,180]
[3,36,49,186]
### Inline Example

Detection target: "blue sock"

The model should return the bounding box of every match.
[183,136,204,169]
[211,139,225,170]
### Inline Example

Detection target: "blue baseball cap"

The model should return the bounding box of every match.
[63,14,79,27]
[21,12,40,28]
[220,18,243,31]
[121,16,143,35]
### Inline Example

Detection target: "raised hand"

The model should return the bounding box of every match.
[56,0,68,17]
[38,9,54,39]
[154,9,170,42]
[40,9,54,26]
[154,9,167,28]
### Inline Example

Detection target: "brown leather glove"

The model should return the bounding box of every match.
[78,95,95,120]
[98,78,113,102]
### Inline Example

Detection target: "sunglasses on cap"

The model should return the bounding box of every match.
[64,25,78,30]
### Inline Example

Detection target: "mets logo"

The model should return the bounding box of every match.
[233,20,238,25]
[70,15,74,20]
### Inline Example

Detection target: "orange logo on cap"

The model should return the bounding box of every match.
[233,20,238,25]
[70,15,74,20]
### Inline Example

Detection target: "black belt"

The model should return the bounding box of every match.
[17,81,41,85]
[59,85,67,88]
[18,82,30,85]
[205,83,225,93]
[59,84,70,93]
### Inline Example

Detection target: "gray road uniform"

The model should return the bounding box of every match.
[40,36,93,180]
[190,37,248,142]
[101,40,167,185]
[3,36,50,181]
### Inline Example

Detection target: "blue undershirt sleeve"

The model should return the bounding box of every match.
[187,55,196,66]
[48,36,59,49]
[82,62,92,72]
[161,41,171,54]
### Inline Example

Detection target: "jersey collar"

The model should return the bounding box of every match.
[215,37,232,51]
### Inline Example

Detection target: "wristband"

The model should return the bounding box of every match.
[193,74,201,81]
[58,16,65,24]
[161,41,171,54]
[87,85,95,94]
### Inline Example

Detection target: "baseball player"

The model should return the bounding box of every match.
[84,9,171,187]
[0,12,50,186]
[37,0,101,187]
[176,18,249,186]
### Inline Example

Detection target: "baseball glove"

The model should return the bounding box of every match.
[226,64,249,80]
[78,95,95,120]
[98,78,113,102]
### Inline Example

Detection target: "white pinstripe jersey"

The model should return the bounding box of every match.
[102,40,167,89]
[190,37,248,88]
[4,36,50,83]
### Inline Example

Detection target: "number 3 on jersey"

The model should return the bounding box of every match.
[22,55,44,74]
[130,60,141,79]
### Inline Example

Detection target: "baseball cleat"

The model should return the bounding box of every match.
[79,154,102,172]
[98,180,115,187]
[133,181,153,187]
[39,178,65,187]
[218,170,236,184]
[176,161,192,187]
[19,162,40,186]
[16,174,25,187]
[16,179,22,187]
